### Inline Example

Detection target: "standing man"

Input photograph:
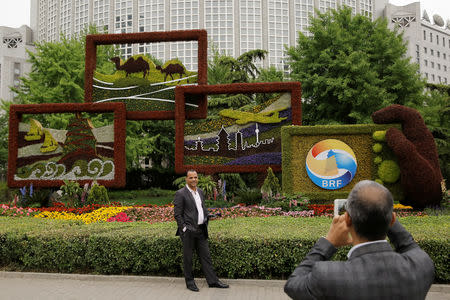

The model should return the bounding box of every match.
[174,169,229,292]
[284,180,435,300]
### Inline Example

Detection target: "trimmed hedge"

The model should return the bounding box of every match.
[0,216,448,283]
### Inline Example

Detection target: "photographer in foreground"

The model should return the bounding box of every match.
[284,180,435,300]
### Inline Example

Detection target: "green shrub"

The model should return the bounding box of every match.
[262,193,310,212]
[374,156,382,164]
[60,180,83,207]
[0,216,447,282]
[0,182,12,203]
[87,183,109,205]
[235,188,262,205]
[261,167,281,197]
[218,173,246,196]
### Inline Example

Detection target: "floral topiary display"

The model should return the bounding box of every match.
[84,30,208,120]
[372,104,443,208]
[175,82,302,174]
[8,103,126,188]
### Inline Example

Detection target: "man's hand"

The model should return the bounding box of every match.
[325,215,352,247]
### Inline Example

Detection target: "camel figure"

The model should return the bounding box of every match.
[110,56,150,78]
[156,64,186,82]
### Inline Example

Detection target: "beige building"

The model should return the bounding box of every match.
[385,2,450,84]
[30,0,388,72]
[0,25,34,102]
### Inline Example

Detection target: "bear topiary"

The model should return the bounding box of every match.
[372,104,443,208]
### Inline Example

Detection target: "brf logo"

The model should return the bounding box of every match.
[305,139,357,190]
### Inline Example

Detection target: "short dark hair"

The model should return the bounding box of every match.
[346,180,393,241]
[186,169,197,176]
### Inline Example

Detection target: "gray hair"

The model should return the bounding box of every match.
[346,180,394,241]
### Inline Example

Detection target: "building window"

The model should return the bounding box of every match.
[3,36,22,48]
[424,47,427,54]
[444,65,447,72]
[438,75,441,82]
[437,51,440,58]
[432,74,435,81]
[431,49,434,56]
[437,64,441,70]
[424,59,428,66]
[437,35,439,45]
[425,72,428,79]
[431,61,434,68]
[444,53,447,59]
[423,30,426,40]
[444,37,446,47]
[430,32,433,42]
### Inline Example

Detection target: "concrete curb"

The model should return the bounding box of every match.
[0,271,447,291]
[0,271,286,287]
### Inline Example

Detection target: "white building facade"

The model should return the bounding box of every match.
[0,25,34,102]
[385,2,450,84]
[31,0,388,72]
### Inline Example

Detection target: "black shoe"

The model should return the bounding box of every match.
[186,282,199,292]
[208,281,229,288]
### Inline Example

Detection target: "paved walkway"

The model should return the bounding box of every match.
[0,271,448,300]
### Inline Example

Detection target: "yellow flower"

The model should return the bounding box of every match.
[393,204,413,210]
[34,206,132,224]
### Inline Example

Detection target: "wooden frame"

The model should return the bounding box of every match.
[8,103,127,188]
[84,30,208,120]
[175,82,302,174]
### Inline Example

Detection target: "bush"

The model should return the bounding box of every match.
[87,183,109,205]
[234,188,262,206]
[261,167,281,197]
[0,216,447,282]
[262,193,310,212]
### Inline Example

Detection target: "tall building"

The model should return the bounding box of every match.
[31,0,388,72]
[0,25,34,102]
[385,2,449,84]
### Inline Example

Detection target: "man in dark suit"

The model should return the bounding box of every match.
[174,169,229,292]
[284,180,435,300]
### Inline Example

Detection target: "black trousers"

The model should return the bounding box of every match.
[180,225,218,285]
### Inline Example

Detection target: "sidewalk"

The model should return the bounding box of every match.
[0,271,448,300]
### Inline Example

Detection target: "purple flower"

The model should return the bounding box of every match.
[225,152,281,165]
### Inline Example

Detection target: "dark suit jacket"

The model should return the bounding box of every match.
[174,186,209,238]
[284,221,435,300]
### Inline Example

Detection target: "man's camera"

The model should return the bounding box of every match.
[334,199,347,216]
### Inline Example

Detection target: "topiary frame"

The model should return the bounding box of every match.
[7,103,127,188]
[84,30,208,120]
[175,82,302,174]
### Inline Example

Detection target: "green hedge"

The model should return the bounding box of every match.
[0,216,448,283]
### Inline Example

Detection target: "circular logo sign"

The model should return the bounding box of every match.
[305,139,357,190]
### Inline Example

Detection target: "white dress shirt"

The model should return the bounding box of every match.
[347,240,389,258]
[186,185,205,225]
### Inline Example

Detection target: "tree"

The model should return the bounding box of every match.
[287,7,426,124]
[206,48,268,116]
[414,86,450,182]
[14,27,116,105]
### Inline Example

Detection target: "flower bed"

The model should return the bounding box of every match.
[0,202,427,224]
